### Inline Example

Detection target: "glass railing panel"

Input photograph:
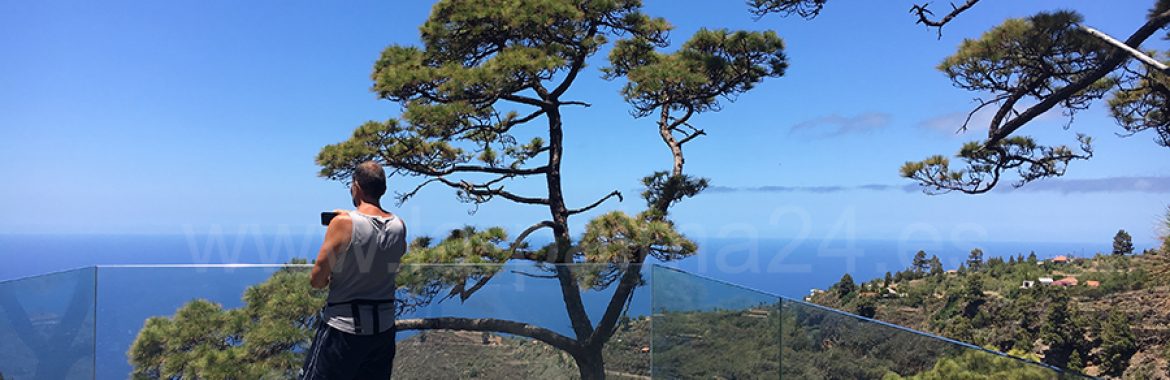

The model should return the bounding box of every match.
[780,298,1086,379]
[650,265,781,379]
[96,265,295,379]
[651,265,1084,380]
[392,263,652,379]
[0,267,96,380]
[95,263,650,379]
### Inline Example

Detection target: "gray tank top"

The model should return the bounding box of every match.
[323,210,406,335]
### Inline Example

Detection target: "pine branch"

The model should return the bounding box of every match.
[396,317,581,354]
[567,190,624,215]
[911,0,982,38]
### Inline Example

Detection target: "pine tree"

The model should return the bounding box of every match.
[129,267,325,379]
[962,274,985,318]
[929,255,944,276]
[967,248,984,271]
[1100,311,1138,375]
[1162,206,1170,254]
[1068,350,1084,372]
[913,250,929,275]
[163,1,786,378]
[1113,229,1135,256]
[606,28,786,218]
[755,1,1170,194]
[895,8,1170,194]
[883,271,893,288]
[1040,293,1081,368]
[836,273,856,299]
[1028,252,1039,264]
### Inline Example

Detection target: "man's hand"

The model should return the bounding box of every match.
[311,212,353,289]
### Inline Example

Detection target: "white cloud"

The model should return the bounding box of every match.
[789,112,892,138]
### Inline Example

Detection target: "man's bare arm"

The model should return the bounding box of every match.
[311,212,352,289]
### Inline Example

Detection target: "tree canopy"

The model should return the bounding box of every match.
[316,0,674,264]
[604,27,786,216]
[1113,229,1135,256]
[129,267,321,379]
[901,5,1170,194]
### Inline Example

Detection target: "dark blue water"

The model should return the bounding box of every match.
[0,234,1116,379]
[0,234,1116,295]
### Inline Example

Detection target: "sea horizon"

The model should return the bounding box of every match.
[2,233,1141,292]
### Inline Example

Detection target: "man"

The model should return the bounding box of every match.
[302,161,407,379]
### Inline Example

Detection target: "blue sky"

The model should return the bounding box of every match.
[1,0,1168,246]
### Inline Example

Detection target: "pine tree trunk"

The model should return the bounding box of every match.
[658,107,685,177]
[574,349,607,380]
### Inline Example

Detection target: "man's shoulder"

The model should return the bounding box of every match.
[327,213,354,232]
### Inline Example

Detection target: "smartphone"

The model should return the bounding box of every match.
[320,211,340,226]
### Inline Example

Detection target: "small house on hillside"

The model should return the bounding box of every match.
[1052,277,1078,287]
[1038,277,1054,285]
[1086,280,1101,288]
[1051,255,1070,264]
[1021,280,1036,289]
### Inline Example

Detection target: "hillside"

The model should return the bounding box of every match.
[810,247,1170,379]
[391,317,652,379]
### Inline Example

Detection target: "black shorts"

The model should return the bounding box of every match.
[301,321,397,380]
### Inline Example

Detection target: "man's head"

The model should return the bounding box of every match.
[350,161,386,206]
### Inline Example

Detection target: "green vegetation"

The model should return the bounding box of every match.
[835,273,856,298]
[653,307,780,378]
[968,249,984,271]
[811,222,1170,378]
[129,265,321,379]
[883,350,1062,380]
[1039,292,1080,369]
[1099,311,1137,376]
[1163,207,1170,254]
[392,317,652,379]
[929,255,944,276]
[1114,230,1135,256]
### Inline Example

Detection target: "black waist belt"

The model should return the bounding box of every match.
[327,298,395,334]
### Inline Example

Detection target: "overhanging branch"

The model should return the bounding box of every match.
[501,94,549,108]
[434,177,551,205]
[987,9,1170,145]
[399,162,550,177]
[911,0,981,38]
[567,190,624,215]
[1079,24,1170,75]
[396,317,580,354]
[509,220,555,254]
